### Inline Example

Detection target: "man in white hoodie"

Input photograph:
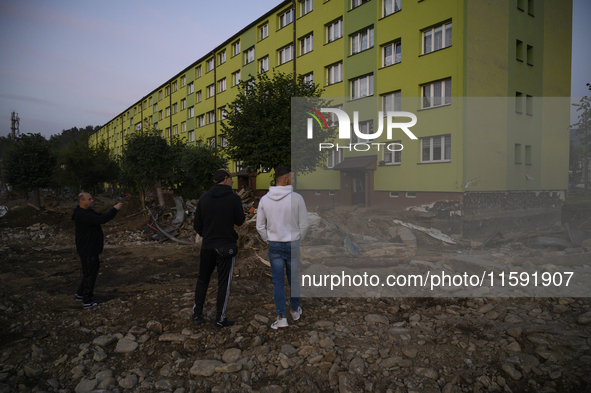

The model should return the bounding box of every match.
[256,167,309,329]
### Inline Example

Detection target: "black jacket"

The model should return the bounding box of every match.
[72,206,119,256]
[194,184,245,249]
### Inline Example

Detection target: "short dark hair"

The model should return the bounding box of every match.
[275,166,291,182]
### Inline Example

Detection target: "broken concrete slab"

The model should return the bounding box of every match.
[536,236,571,250]
[388,226,417,247]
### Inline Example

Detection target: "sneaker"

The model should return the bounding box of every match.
[192,314,204,324]
[213,320,235,330]
[74,294,83,302]
[82,300,102,309]
[270,317,289,330]
[290,307,302,321]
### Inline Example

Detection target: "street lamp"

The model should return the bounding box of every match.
[573,103,589,196]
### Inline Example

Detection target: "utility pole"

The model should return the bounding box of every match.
[10,112,20,140]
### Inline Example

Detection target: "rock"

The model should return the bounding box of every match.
[477,304,495,314]
[536,236,570,249]
[502,362,522,380]
[215,363,242,373]
[97,377,116,389]
[146,320,163,333]
[160,363,173,376]
[505,314,524,323]
[222,348,242,363]
[255,314,270,323]
[114,338,139,353]
[348,357,365,375]
[315,321,335,328]
[506,327,522,338]
[577,311,591,325]
[319,337,335,348]
[159,333,187,342]
[47,379,59,389]
[260,385,284,393]
[190,360,223,377]
[155,379,173,390]
[414,367,439,380]
[402,347,418,359]
[93,351,107,362]
[506,342,522,352]
[364,314,389,324]
[119,374,138,389]
[380,356,401,368]
[23,364,43,378]
[92,335,117,347]
[74,378,97,393]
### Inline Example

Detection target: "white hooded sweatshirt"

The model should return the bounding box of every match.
[256,185,308,243]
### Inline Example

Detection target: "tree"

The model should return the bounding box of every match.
[172,141,228,199]
[56,139,119,195]
[49,126,98,152]
[221,71,334,177]
[119,126,183,208]
[572,83,591,195]
[4,133,57,207]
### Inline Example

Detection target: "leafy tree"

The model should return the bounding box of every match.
[49,126,98,152]
[172,141,227,199]
[4,133,57,207]
[119,126,184,208]
[221,71,334,177]
[56,139,119,195]
[0,136,16,194]
[571,83,591,194]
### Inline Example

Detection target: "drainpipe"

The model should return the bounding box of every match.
[292,0,296,78]
[213,50,217,150]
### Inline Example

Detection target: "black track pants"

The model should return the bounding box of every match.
[193,248,235,323]
[76,255,100,303]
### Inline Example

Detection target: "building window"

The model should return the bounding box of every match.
[259,56,269,73]
[172,81,177,92]
[159,111,163,121]
[153,103,158,112]
[232,41,240,56]
[149,96,152,106]
[327,148,343,168]
[350,74,374,100]
[326,62,343,85]
[278,44,294,65]
[235,161,244,172]
[406,192,416,198]
[278,8,293,29]
[218,78,226,93]
[303,73,314,84]
[383,0,401,17]
[182,121,187,133]
[196,65,202,79]
[245,47,255,64]
[516,40,523,61]
[181,75,186,87]
[219,135,228,148]
[389,191,399,198]
[232,70,241,86]
[382,91,401,113]
[172,103,178,114]
[526,45,533,65]
[515,143,522,164]
[352,120,374,143]
[159,90,163,100]
[351,0,371,9]
[421,135,451,163]
[165,107,171,118]
[196,90,202,103]
[218,50,226,65]
[300,33,313,55]
[181,99,186,110]
[301,0,313,16]
[207,110,215,124]
[187,82,194,94]
[383,140,402,164]
[527,0,534,16]
[526,95,533,115]
[327,104,344,126]
[421,78,451,109]
[188,130,195,142]
[423,22,452,54]
[259,23,268,40]
[517,0,525,11]
[206,58,214,72]
[173,125,178,135]
[188,106,194,118]
[197,114,205,127]
[219,106,227,121]
[525,145,532,165]
[351,26,374,55]
[207,84,215,98]
[515,91,523,113]
[326,18,343,43]
[208,137,216,148]
[165,86,171,97]
[382,41,401,67]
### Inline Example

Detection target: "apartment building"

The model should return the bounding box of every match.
[91,0,572,216]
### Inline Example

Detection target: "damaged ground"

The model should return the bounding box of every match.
[1,194,591,393]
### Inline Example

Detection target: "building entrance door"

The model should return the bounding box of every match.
[351,171,365,206]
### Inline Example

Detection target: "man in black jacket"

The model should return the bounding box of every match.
[72,193,122,309]
[193,169,245,329]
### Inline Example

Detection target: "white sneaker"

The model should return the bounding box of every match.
[271,317,289,330]
[290,306,302,321]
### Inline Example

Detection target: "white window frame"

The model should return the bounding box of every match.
[259,23,269,40]
[182,121,187,133]
[173,124,178,135]
[197,114,205,127]
[181,75,186,87]
[278,44,294,65]
[300,33,313,55]
[352,119,374,143]
[351,0,371,10]
[382,91,401,113]
[382,41,401,67]
[207,84,215,98]
[383,140,402,165]
[196,90,202,103]
[219,106,227,121]
[350,26,374,55]
[303,73,314,84]
[208,137,216,148]
[301,0,313,16]
[423,22,452,54]
[218,50,226,65]
[326,62,343,85]
[326,19,343,43]
[383,0,401,17]
[188,106,194,119]
[172,103,178,114]
[421,78,451,109]
[327,148,343,168]
[187,82,194,94]
[218,78,226,93]
[206,58,215,72]
[245,47,255,64]
[219,135,228,148]
[165,107,171,118]
[259,56,269,73]
[181,99,186,110]
[196,65,202,78]
[278,8,293,29]
[232,41,240,56]
[350,74,374,100]
[327,105,343,126]
[232,70,241,86]
[172,81,177,92]
[188,130,195,142]
[153,103,158,112]
[207,110,215,124]
[421,134,451,163]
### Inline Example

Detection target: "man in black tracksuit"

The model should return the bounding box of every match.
[72,192,122,309]
[193,169,245,329]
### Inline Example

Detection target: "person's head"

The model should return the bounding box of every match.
[78,192,93,209]
[275,166,292,186]
[213,168,234,186]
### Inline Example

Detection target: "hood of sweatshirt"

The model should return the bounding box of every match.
[265,185,293,201]
[208,184,235,198]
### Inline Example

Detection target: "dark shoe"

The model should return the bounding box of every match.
[74,294,83,302]
[192,314,204,324]
[213,320,235,330]
[82,300,102,309]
